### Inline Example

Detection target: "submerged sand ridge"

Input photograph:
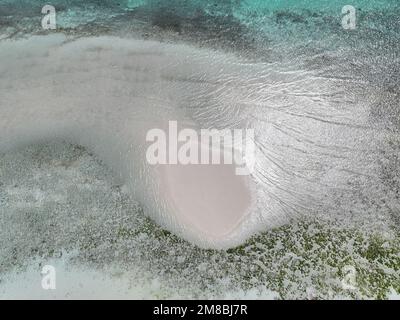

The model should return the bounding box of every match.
[0,34,394,249]
[0,34,258,248]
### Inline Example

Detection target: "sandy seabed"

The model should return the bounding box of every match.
[0,30,398,299]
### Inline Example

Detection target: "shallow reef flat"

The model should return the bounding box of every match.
[0,143,398,299]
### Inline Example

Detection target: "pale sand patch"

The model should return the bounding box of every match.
[159,138,253,239]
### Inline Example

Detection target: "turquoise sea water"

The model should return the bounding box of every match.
[1,0,399,40]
